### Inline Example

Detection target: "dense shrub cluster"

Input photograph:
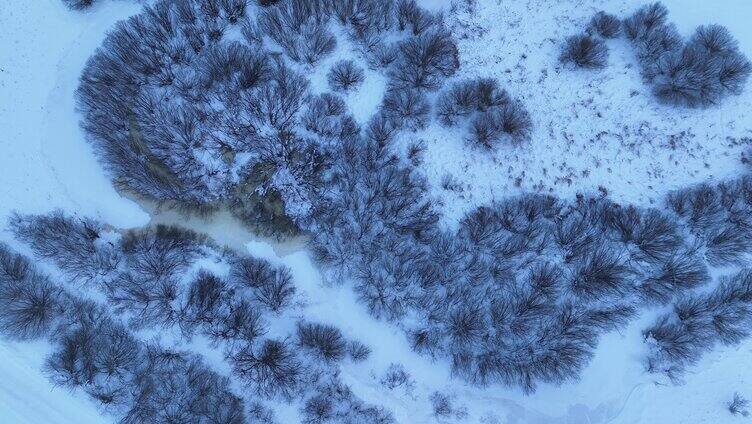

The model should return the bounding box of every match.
[639,177,752,380]
[0,243,248,422]
[8,210,119,282]
[77,0,459,235]
[436,78,532,147]
[68,0,752,400]
[560,4,750,105]
[625,2,751,106]
[316,140,752,391]
[8,211,389,421]
[644,269,752,381]
[667,177,752,267]
[313,134,725,393]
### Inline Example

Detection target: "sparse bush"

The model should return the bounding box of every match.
[389,29,459,90]
[125,345,246,424]
[729,392,750,417]
[328,60,365,92]
[397,0,439,36]
[559,34,609,69]
[380,363,414,391]
[258,0,336,64]
[62,0,95,10]
[470,101,532,147]
[302,380,395,424]
[302,93,359,141]
[381,87,431,131]
[436,78,531,148]
[365,112,400,146]
[447,306,486,349]
[430,391,468,419]
[45,303,142,403]
[347,340,371,362]
[667,183,726,232]
[639,254,710,304]
[297,322,347,362]
[437,80,480,126]
[631,209,683,261]
[230,257,296,311]
[644,270,752,379]
[569,247,631,300]
[589,11,621,39]
[302,393,335,423]
[230,338,302,399]
[105,271,181,329]
[120,225,201,282]
[9,211,120,282]
[221,0,248,24]
[437,78,510,126]
[691,25,739,56]
[706,225,752,266]
[180,270,265,343]
[492,101,533,143]
[623,2,669,42]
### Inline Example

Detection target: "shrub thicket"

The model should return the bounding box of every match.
[62,0,96,10]
[437,78,532,148]
[644,270,752,381]
[625,2,751,106]
[8,211,390,419]
[77,0,460,237]
[0,244,248,422]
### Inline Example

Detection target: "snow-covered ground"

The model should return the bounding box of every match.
[415,0,752,224]
[1,0,752,423]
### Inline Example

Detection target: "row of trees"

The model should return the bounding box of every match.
[7,211,391,422]
[644,269,752,382]
[0,243,249,422]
